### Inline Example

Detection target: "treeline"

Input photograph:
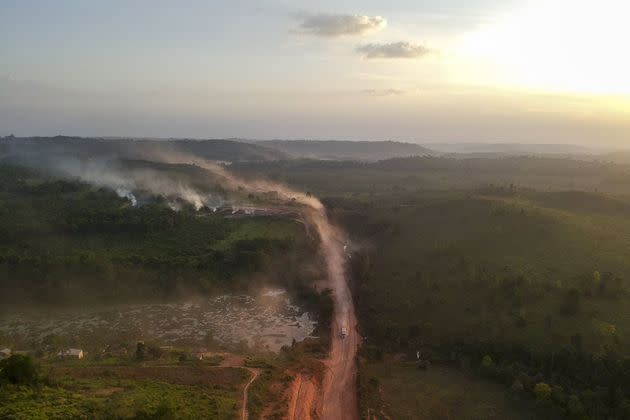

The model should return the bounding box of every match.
[234,155,626,177]
[352,251,630,418]
[437,341,630,419]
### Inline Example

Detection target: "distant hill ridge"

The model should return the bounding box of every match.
[258,140,434,161]
[0,136,288,162]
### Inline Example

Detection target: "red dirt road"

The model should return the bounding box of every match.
[290,208,360,420]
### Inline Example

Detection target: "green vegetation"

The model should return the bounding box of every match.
[0,164,318,304]
[0,358,246,419]
[0,159,333,418]
[234,155,630,419]
[10,144,630,419]
[358,360,552,419]
[233,155,630,195]
[337,190,630,352]
[335,189,630,418]
[0,355,39,386]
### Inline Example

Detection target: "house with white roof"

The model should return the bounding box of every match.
[57,348,84,359]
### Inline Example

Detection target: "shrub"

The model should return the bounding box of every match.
[0,355,38,386]
[534,382,552,401]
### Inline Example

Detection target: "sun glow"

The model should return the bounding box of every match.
[456,0,630,96]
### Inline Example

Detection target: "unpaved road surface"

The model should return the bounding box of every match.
[319,216,359,420]
[241,367,260,420]
[288,372,318,420]
[291,208,360,420]
[205,352,260,420]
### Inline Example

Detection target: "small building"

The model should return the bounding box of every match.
[58,348,84,359]
[0,348,11,359]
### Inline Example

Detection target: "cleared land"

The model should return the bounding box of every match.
[359,361,553,420]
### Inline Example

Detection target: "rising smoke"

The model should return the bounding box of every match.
[4,141,349,328]
[3,140,357,416]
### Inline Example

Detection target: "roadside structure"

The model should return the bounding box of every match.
[58,348,84,359]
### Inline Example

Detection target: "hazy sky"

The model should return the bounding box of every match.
[2,0,630,145]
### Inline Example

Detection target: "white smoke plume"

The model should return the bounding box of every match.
[115,187,137,206]
[47,157,223,211]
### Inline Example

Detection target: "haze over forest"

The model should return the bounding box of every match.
[2,1,630,420]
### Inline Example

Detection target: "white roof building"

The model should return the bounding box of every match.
[58,348,84,359]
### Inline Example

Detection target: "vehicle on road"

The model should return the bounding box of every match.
[340,326,348,339]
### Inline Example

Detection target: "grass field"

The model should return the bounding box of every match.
[359,360,555,420]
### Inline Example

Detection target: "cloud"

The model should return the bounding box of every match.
[361,89,407,96]
[356,42,431,59]
[296,13,386,37]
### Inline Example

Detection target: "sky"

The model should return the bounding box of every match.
[1,0,630,145]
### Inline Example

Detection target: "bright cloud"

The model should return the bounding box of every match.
[296,13,386,37]
[356,42,431,59]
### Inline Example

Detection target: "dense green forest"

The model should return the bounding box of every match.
[0,164,319,305]
[235,156,630,419]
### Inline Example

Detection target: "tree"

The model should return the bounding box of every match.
[147,345,164,360]
[511,380,524,393]
[534,382,552,401]
[0,355,38,385]
[481,355,494,368]
[135,342,147,360]
[566,394,587,419]
[480,355,497,378]
[132,401,174,420]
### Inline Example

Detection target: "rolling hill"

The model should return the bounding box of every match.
[258,140,434,161]
[0,136,288,163]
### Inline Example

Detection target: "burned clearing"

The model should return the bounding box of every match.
[1,289,317,352]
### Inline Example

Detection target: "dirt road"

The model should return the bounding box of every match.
[318,215,359,420]
[291,208,360,420]
[205,352,259,420]
[241,367,259,420]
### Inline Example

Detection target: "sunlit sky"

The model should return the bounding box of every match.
[2,0,630,145]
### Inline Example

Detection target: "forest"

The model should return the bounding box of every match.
[234,155,630,419]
